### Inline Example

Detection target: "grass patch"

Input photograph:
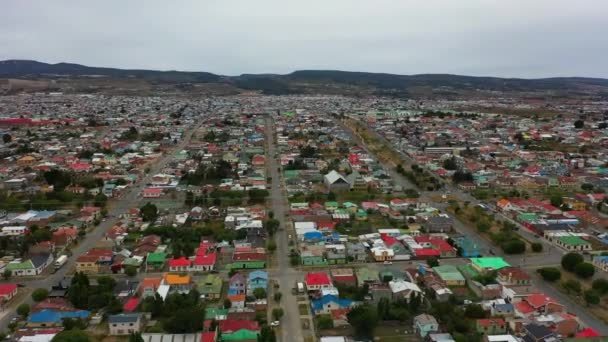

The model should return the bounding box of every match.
[299,303,309,316]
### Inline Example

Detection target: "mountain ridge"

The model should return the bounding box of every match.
[2,59,608,95]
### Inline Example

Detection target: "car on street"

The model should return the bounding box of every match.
[270,321,280,327]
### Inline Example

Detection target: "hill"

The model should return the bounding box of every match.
[2,59,608,96]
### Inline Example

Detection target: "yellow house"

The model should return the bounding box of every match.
[75,255,100,273]
[17,156,36,166]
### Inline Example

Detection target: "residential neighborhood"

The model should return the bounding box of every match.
[1,94,608,342]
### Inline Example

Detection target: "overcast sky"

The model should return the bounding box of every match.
[1,0,607,78]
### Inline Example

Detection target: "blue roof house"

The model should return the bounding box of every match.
[28,309,90,327]
[246,270,268,296]
[311,295,353,316]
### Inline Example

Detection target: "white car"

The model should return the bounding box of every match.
[270,321,280,327]
[383,261,393,265]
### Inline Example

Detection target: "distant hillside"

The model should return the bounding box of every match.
[0,60,221,83]
[2,59,608,96]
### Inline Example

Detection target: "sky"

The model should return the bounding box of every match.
[1,0,607,78]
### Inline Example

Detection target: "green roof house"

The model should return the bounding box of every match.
[197,274,223,300]
[470,257,510,273]
[146,252,167,272]
[433,265,466,286]
[222,329,259,341]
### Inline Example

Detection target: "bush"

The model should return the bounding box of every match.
[562,279,582,294]
[584,290,600,305]
[502,239,526,254]
[272,308,284,321]
[537,267,561,282]
[32,288,49,302]
[531,242,543,253]
[317,314,334,329]
[574,262,595,279]
[591,278,608,295]
[17,304,30,318]
[561,253,584,272]
[125,266,137,277]
[51,330,90,342]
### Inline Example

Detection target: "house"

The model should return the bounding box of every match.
[470,257,510,274]
[198,274,223,300]
[168,257,191,272]
[476,318,507,335]
[220,319,260,335]
[162,273,192,294]
[324,170,350,192]
[108,313,143,335]
[423,215,453,233]
[142,188,163,198]
[433,265,466,286]
[227,294,246,310]
[497,267,532,286]
[229,273,247,295]
[0,284,18,302]
[139,277,162,299]
[388,280,423,301]
[75,249,113,273]
[593,255,608,272]
[247,270,268,296]
[145,252,167,272]
[28,309,90,328]
[52,227,78,246]
[522,323,556,342]
[306,273,332,291]
[7,253,53,276]
[346,242,368,262]
[311,295,354,315]
[454,236,482,257]
[414,314,439,337]
[330,268,357,287]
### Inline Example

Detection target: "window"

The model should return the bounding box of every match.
[129,323,134,326]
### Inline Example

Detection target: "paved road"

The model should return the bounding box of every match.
[265,116,307,342]
[339,116,608,335]
[0,121,203,332]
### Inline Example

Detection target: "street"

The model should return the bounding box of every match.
[265,116,308,342]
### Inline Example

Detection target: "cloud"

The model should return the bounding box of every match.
[1,0,607,77]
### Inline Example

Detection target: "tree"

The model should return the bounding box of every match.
[33,228,52,243]
[2,133,12,144]
[62,318,87,330]
[224,298,232,309]
[2,269,11,280]
[140,202,159,222]
[248,189,269,204]
[531,242,543,253]
[561,253,584,272]
[265,219,280,236]
[317,314,333,329]
[584,290,600,305]
[347,305,379,339]
[581,183,594,191]
[125,266,137,277]
[476,221,491,233]
[550,195,563,208]
[327,191,337,201]
[253,287,266,299]
[574,119,584,129]
[537,267,561,282]
[51,330,91,342]
[574,262,595,278]
[32,288,49,302]
[427,257,439,268]
[93,193,108,207]
[273,292,282,303]
[562,279,582,294]
[129,332,144,342]
[43,169,72,192]
[502,239,526,254]
[272,308,284,321]
[591,278,608,295]
[163,307,205,333]
[267,240,277,253]
[443,156,458,170]
[17,303,30,318]
[464,304,487,319]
